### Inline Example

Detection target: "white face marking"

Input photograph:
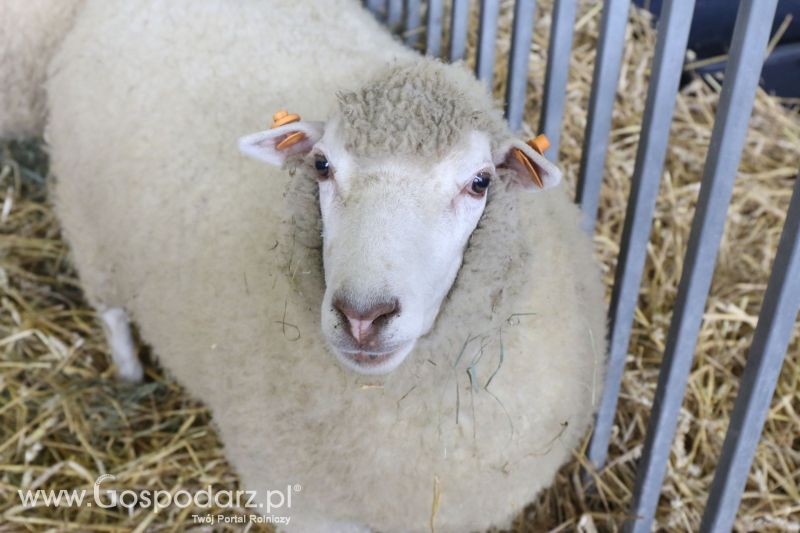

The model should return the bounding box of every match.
[314,127,495,374]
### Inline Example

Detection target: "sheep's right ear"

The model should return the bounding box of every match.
[238,121,325,166]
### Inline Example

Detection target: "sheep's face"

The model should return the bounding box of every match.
[309,123,494,374]
[238,62,561,374]
[240,116,560,375]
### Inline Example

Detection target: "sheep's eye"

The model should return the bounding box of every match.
[469,171,492,197]
[314,155,330,179]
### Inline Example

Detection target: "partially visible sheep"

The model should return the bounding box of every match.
[44,1,606,531]
[0,0,84,138]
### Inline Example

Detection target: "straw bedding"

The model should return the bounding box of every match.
[1,1,798,531]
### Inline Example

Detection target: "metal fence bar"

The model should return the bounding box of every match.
[475,0,501,86]
[505,0,538,132]
[405,0,422,47]
[700,176,800,533]
[574,0,630,232]
[425,0,444,57]
[538,0,577,160]
[625,1,780,531]
[587,0,696,471]
[387,0,403,29]
[450,0,471,62]
[366,0,386,20]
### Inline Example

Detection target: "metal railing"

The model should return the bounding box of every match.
[365,1,798,531]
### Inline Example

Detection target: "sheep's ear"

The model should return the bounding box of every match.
[238,121,325,166]
[494,138,562,191]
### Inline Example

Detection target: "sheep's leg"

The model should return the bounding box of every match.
[100,307,143,382]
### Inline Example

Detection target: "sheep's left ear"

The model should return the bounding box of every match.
[494,138,562,191]
[238,121,325,166]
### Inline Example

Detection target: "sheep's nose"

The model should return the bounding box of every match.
[333,297,399,346]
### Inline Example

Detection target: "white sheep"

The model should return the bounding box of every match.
[0,0,84,139]
[31,0,607,530]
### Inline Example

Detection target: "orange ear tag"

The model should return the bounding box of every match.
[527,134,550,155]
[510,133,550,189]
[271,110,305,151]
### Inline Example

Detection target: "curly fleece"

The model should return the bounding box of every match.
[338,60,508,158]
[40,1,607,531]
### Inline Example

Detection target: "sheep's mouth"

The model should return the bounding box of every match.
[334,341,415,375]
[347,351,394,366]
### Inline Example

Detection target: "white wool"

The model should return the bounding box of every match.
[44,1,607,531]
[0,0,85,138]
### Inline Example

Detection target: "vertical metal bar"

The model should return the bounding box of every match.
[574,0,630,232]
[426,0,444,57]
[405,0,422,48]
[505,0,538,132]
[626,2,780,532]
[700,177,800,533]
[538,0,578,160]
[387,0,403,29]
[449,0,471,62]
[587,0,696,471]
[366,0,386,20]
[475,0,500,86]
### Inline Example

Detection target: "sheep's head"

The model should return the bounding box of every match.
[239,60,561,375]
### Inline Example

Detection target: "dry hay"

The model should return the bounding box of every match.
[1,2,798,531]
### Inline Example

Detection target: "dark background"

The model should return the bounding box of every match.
[634,0,800,97]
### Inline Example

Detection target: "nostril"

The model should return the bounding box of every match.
[370,299,399,324]
[332,296,400,344]
[332,301,349,326]
[332,299,356,329]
